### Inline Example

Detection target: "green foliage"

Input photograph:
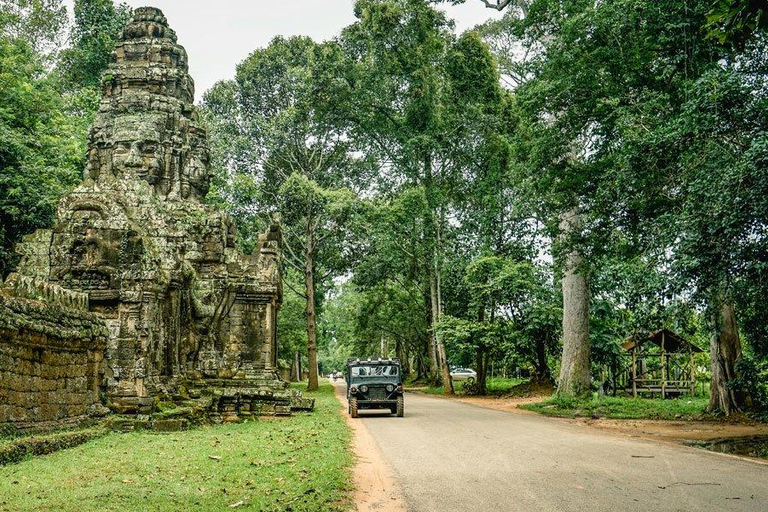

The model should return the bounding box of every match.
[440,256,559,384]
[0,34,82,275]
[424,376,525,396]
[733,355,768,420]
[58,0,132,90]
[523,395,710,420]
[202,33,363,286]
[0,0,68,59]
[706,0,768,47]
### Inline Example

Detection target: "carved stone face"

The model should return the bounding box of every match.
[181,147,210,199]
[109,116,166,185]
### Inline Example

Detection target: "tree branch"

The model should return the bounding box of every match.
[283,275,309,300]
[481,0,514,11]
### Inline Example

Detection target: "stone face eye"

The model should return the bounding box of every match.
[113,142,131,155]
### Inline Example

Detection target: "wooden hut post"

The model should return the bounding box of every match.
[689,351,695,396]
[631,346,637,398]
[661,331,667,399]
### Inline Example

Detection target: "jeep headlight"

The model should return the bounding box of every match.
[360,385,368,393]
[386,384,394,392]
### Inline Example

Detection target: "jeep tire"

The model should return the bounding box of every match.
[350,396,359,418]
[396,395,404,417]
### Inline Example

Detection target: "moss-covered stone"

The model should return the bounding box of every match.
[0,428,107,466]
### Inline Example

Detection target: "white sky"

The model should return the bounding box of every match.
[64,1,503,102]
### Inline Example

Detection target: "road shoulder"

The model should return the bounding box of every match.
[332,381,408,512]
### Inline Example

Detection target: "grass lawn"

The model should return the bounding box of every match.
[520,394,710,420]
[425,377,526,396]
[0,382,352,512]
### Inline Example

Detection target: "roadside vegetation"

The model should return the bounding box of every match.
[424,377,527,396]
[0,383,351,512]
[521,395,711,421]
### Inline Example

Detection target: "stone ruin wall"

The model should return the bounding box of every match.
[0,277,108,430]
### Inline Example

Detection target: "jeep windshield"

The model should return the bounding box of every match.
[350,365,399,378]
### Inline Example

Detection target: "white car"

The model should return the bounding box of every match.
[450,368,477,382]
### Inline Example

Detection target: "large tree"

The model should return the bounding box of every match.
[451,0,768,408]
[338,0,505,391]
[203,36,363,391]
[0,4,80,275]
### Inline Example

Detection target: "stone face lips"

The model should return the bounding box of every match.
[0,6,305,426]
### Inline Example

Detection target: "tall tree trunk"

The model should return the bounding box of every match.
[476,346,487,396]
[422,152,452,391]
[708,299,743,415]
[416,352,427,381]
[431,265,453,395]
[396,340,409,376]
[305,225,319,392]
[557,207,591,396]
[476,307,488,395]
[425,291,439,383]
[292,351,302,382]
[534,337,552,384]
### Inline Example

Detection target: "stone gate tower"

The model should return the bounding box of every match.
[6,7,309,419]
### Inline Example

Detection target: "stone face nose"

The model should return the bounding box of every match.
[125,142,142,167]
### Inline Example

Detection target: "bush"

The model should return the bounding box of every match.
[734,355,768,421]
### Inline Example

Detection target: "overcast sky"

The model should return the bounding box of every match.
[64,1,503,102]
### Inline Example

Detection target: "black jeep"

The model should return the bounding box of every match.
[345,358,404,418]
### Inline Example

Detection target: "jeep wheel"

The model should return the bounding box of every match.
[350,396,359,418]
[396,395,404,417]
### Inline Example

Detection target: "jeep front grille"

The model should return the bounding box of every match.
[369,387,387,400]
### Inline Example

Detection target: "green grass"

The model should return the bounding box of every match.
[520,394,710,420]
[0,382,352,512]
[425,377,526,396]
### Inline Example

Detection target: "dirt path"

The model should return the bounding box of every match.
[332,381,407,512]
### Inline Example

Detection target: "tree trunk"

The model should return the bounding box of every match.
[476,307,488,395]
[416,352,427,381]
[425,291,439,383]
[396,340,409,377]
[534,336,552,384]
[305,226,319,392]
[292,351,302,382]
[557,207,591,397]
[431,267,453,395]
[476,346,487,395]
[708,300,743,415]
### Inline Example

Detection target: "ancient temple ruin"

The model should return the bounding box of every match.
[0,7,311,429]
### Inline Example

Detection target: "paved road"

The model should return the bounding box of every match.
[352,391,768,512]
